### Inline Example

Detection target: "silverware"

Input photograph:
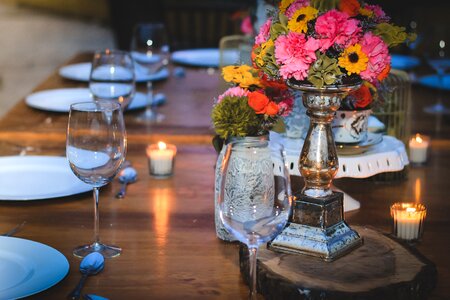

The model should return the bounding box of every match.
[1,221,26,237]
[68,252,105,300]
[115,166,138,198]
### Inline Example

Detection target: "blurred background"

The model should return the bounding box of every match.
[0,0,449,117]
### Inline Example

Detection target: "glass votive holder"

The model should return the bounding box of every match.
[391,202,427,241]
[408,134,430,165]
[146,142,177,179]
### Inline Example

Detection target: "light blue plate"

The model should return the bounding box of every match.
[418,74,450,90]
[391,54,420,70]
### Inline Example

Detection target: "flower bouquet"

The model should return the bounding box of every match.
[252,0,415,89]
[211,64,293,146]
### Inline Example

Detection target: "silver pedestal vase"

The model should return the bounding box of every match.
[269,80,363,261]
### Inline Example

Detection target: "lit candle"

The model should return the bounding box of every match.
[391,202,426,241]
[408,134,430,164]
[146,142,177,178]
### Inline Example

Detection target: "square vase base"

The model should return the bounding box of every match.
[269,221,363,261]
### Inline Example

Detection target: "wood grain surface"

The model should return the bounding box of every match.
[0,53,448,299]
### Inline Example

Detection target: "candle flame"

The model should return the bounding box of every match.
[406,207,416,213]
[415,134,423,143]
[158,141,167,150]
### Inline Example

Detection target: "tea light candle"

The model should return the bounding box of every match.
[391,202,427,241]
[146,142,177,178]
[409,134,430,164]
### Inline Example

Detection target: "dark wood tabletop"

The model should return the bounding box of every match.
[0,53,449,299]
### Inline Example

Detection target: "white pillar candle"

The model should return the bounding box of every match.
[391,203,426,241]
[147,142,177,178]
[409,134,430,164]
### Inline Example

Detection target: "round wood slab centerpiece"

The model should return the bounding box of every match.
[240,226,436,299]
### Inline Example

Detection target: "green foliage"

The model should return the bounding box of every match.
[307,52,342,88]
[373,23,416,48]
[211,96,261,140]
[310,0,339,12]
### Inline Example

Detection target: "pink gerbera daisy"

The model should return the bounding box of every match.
[364,4,390,22]
[315,10,361,51]
[274,32,320,81]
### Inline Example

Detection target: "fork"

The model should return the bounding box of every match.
[1,221,26,237]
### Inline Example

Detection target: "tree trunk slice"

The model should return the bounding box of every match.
[240,226,436,299]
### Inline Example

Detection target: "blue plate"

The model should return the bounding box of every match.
[391,54,420,70]
[418,74,450,90]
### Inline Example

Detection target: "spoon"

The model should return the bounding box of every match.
[115,166,138,198]
[1,221,26,237]
[68,252,105,300]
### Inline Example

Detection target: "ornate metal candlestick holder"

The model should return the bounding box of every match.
[269,80,363,261]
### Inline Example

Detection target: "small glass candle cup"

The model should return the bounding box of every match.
[146,142,177,178]
[391,202,427,242]
[408,134,430,165]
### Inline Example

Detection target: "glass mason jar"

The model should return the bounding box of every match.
[214,136,274,241]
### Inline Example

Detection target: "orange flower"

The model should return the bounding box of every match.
[351,84,372,108]
[265,102,280,116]
[248,91,270,114]
[338,0,361,17]
[377,64,391,81]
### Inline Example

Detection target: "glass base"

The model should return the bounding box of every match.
[135,109,165,123]
[73,242,122,259]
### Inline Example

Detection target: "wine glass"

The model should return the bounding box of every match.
[218,138,291,299]
[67,100,127,258]
[424,39,450,114]
[130,23,170,122]
[89,49,135,110]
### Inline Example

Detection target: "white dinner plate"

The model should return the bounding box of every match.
[0,236,69,299]
[26,88,147,112]
[418,74,450,91]
[58,62,169,82]
[0,156,92,201]
[171,48,240,68]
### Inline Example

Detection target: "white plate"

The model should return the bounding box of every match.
[59,62,169,82]
[0,156,92,201]
[0,236,69,299]
[26,88,147,112]
[336,133,383,155]
[171,48,240,68]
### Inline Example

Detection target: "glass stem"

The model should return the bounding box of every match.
[146,80,154,114]
[93,187,100,245]
[248,246,258,300]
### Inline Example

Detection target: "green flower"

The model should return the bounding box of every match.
[307,52,342,88]
[374,23,416,47]
[211,96,260,139]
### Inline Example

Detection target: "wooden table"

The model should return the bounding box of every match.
[0,53,449,299]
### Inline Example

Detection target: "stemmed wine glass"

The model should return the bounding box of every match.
[218,138,291,299]
[424,39,450,114]
[89,49,135,110]
[130,23,170,122]
[67,101,127,258]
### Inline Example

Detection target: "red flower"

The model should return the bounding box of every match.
[265,102,280,116]
[351,85,373,109]
[338,0,361,17]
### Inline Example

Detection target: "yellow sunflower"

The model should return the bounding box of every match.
[279,0,296,14]
[222,65,262,88]
[338,44,369,75]
[255,39,274,67]
[287,6,318,34]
